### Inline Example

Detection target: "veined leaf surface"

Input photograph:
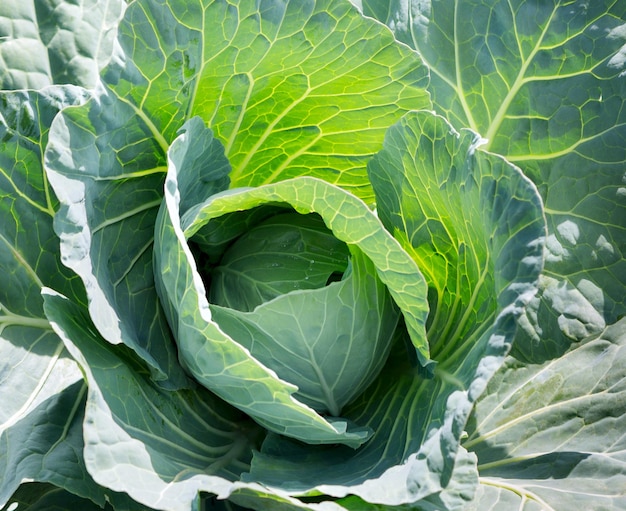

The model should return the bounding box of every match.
[107,0,431,200]
[464,317,626,510]
[359,0,626,360]
[358,1,626,506]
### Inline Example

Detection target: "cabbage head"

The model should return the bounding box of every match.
[152,117,431,446]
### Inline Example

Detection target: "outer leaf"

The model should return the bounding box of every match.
[45,84,188,389]
[105,0,431,201]
[0,0,125,89]
[2,481,157,511]
[362,0,626,362]
[333,446,479,511]
[369,110,545,367]
[464,317,626,510]
[154,118,380,447]
[364,4,626,506]
[42,289,349,511]
[0,87,108,507]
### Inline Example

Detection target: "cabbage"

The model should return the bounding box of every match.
[1,1,624,510]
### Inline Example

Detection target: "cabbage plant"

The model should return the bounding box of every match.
[0,1,624,511]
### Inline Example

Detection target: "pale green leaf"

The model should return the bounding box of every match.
[0,0,125,89]
[210,248,399,416]
[464,317,626,510]
[209,211,350,312]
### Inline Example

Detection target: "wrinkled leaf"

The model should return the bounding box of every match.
[0,0,125,89]
[369,110,545,368]
[464,317,626,510]
[45,84,188,389]
[106,0,431,200]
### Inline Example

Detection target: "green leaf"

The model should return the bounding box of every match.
[362,0,626,362]
[210,247,400,416]
[464,317,626,510]
[42,288,288,511]
[368,110,545,367]
[0,86,106,507]
[1,87,89,311]
[0,0,125,89]
[105,0,430,201]
[333,446,479,511]
[209,211,350,312]
[3,480,155,511]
